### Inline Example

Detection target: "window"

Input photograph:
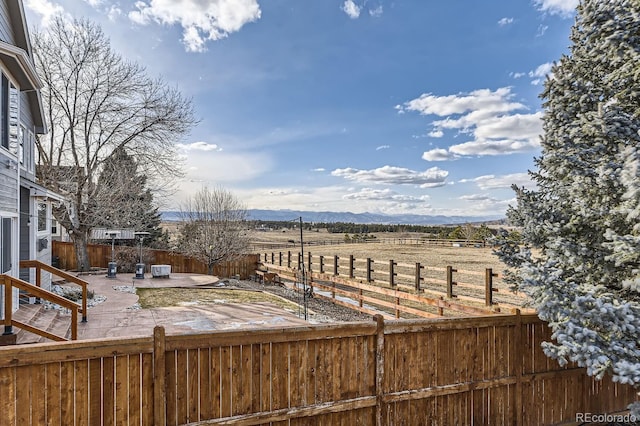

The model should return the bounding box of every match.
[51,219,58,235]
[1,73,8,150]
[18,125,25,165]
[1,217,11,273]
[37,203,47,232]
[9,84,18,154]
[27,130,34,172]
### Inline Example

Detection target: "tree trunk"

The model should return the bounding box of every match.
[72,230,91,272]
[208,262,214,276]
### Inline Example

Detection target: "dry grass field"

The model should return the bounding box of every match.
[249,228,503,272]
[248,228,528,309]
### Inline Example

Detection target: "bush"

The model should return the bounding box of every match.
[114,246,156,272]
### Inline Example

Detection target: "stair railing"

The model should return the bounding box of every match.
[19,260,89,322]
[1,274,79,341]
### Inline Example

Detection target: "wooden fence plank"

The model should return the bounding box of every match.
[0,366,17,425]
[0,315,638,425]
[15,365,29,426]
[74,360,89,426]
[142,352,154,426]
[199,348,213,421]
[188,349,199,422]
[115,355,129,425]
[31,364,46,425]
[127,355,141,426]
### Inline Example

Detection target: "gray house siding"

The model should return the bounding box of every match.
[0,1,15,45]
[0,159,17,212]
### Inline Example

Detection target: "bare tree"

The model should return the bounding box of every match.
[32,17,197,270]
[178,187,249,275]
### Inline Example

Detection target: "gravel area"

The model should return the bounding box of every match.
[223,278,373,324]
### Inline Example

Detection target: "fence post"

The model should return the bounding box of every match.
[287,251,291,268]
[514,309,523,426]
[374,315,385,426]
[153,326,167,426]
[271,252,275,264]
[333,256,339,276]
[278,252,282,266]
[297,252,302,269]
[446,266,457,298]
[415,262,424,291]
[307,252,312,273]
[389,260,397,287]
[349,255,355,279]
[485,268,494,306]
[3,277,13,335]
[367,258,374,282]
[319,255,324,274]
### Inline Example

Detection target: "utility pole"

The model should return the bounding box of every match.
[299,217,308,320]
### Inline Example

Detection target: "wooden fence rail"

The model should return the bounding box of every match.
[52,241,259,279]
[0,313,636,425]
[260,251,526,309]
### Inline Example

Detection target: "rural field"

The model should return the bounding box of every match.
[247,227,528,310]
[248,228,505,273]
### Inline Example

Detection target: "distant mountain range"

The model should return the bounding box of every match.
[162,209,504,226]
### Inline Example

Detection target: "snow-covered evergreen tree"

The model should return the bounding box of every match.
[494,0,640,412]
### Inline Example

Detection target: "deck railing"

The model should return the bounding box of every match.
[0,274,79,341]
[20,259,89,322]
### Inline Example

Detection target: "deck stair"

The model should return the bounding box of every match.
[1,260,89,345]
[11,304,71,344]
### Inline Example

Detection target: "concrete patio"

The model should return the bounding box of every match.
[68,271,309,340]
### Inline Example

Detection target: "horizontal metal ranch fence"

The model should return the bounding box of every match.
[258,251,528,318]
[0,313,636,425]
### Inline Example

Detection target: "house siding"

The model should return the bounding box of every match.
[0,1,14,45]
[0,155,17,212]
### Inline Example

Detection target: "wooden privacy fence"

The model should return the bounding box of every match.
[52,241,259,279]
[0,313,637,425]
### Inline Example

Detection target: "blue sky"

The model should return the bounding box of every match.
[24,0,578,217]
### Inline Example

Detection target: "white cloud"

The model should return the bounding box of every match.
[460,173,533,190]
[401,87,542,159]
[529,62,553,85]
[536,24,549,37]
[510,71,526,79]
[83,0,103,6]
[376,145,390,150]
[24,0,65,26]
[331,165,448,188]
[459,194,497,202]
[428,129,444,138]
[498,17,513,26]
[343,188,429,202]
[422,148,454,162]
[533,0,578,17]
[369,5,383,18]
[312,168,326,172]
[342,0,361,19]
[399,87,524,117]
[177,141,223,151]
[107,5,122,21]
[129,0,261,52]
